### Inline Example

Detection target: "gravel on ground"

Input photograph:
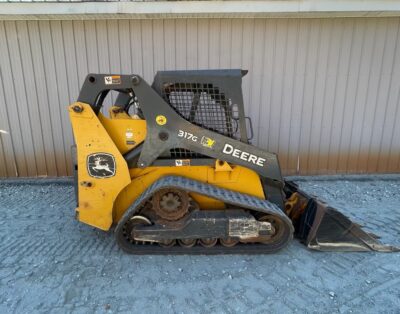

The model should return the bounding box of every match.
[0,175,399,314]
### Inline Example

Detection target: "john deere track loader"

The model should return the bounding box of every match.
[68,70,398,254]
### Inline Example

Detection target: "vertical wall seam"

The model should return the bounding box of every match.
[71,21,81,88]
[49,21,68,175]
[0,65,17,176]
[94,21,100,71]
[387,86,400,169]
[266,20,277,149]
[15,21,39,176]
[378,19,399,166]
[118,20,122,72]
[277,19,289,157]
[355,19,378,172]
[0,70,9,176]
[380,19,400,171]
[162,19,166,70]
[196,19,199,69]
[27,21,49,175]
[174,19,177,69]
[217,19,221,68]
[227,19,232,67]
[37,20,57,176]
[4,22,28,176]
[127,20,132,73]
[248,19,255,143]
[61,20,77,176]
[365,20,389,171]
[326,22,344,171]
[305,19,322,173]
[287,19,300,173]
[207,19,210,67]
[82,21,89,75]
[345,19,366,172]
[150,20,155,76]
[256,22,268,144]
[0,135,7,177]
[229,19,233,68]
[61,21,75,175]
[61,23,72,105]
[139,20,145,76]
[296,20,312,173]
[316,20,333,171]
[240,19,244,70]
[335,19,356,172]
[395,92,400,169]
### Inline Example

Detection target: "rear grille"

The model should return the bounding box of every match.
[169,148,202,159]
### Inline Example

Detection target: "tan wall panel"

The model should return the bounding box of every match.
[0,18,399,177]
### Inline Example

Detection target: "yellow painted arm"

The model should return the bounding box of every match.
[68,102,131,230]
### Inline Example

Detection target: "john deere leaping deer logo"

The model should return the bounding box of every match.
[87,153,116,178]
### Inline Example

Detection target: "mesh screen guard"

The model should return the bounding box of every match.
[152,69,248,159]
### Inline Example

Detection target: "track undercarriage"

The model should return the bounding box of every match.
[115,176,293,254]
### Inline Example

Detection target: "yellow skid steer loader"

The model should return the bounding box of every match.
[68,70,398,254]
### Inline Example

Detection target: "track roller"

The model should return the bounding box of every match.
[220,238,239,247]
[178,239,197,248]
[159,239,176,248]
[199,238,218,248]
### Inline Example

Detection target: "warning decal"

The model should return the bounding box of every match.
[104,76,121,85]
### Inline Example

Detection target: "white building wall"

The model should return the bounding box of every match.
[0,18,399,177]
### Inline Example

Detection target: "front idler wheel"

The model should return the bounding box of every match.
[116,215,151,252]
[257,215,285,244]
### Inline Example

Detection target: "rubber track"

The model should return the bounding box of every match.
[115,175,294,254]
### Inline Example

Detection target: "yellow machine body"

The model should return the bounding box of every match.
[67,72,397,253]
[69,102,266,231]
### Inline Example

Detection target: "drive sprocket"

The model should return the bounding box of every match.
[152,188,190,221]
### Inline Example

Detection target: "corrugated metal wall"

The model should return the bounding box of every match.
[0,18,400,177]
